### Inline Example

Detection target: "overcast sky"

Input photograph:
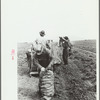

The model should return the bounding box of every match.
[1,1,99,100]
[2,0,99,42]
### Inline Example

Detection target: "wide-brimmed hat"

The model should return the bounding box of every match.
[61,36,69,42]
[64,36,69,40]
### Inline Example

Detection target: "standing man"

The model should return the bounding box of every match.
[35,30,46,43]
[35,30,51,50]
[61,36,72,65]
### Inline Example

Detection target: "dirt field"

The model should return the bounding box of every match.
[17,40,96,100]
[72,40,96,53]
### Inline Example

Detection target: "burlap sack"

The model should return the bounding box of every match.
[39,70,54,99]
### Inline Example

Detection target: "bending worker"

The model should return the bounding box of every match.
[31,31,61,100]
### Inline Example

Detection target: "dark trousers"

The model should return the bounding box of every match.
[63,48,69,64]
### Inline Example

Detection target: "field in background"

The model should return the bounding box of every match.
[17,40,96,100]
[72,40,96,53]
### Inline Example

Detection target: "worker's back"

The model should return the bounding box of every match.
[36,51,51,68]
[62,41,69,49]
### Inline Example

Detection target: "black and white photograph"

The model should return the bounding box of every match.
[1,0,99,100]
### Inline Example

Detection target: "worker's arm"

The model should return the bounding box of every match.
[47,57,55,69]
[31,52,43,70]
[46,56,61,70]
[68,41,72,49]
[63,38,72,49]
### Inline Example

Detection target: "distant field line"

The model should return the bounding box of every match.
[73,47,96,55]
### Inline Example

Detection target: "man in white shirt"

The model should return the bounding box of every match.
[34,30,51,51]
[35,30,46,45]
